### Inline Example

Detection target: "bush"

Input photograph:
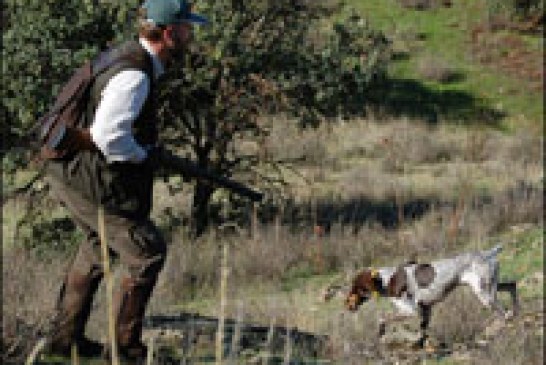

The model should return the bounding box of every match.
[398,0,453,10]
[3,0,392,236]
[2,0,139,151]
[158,0,392,234]
[486,0,544,27]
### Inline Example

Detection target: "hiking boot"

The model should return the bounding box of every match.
[42,269,104,359]
[110,277,155,362]
[103,341,148,363]
[119,341,148,361]
[46,336,104,358]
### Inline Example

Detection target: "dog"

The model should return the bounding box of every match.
[329,245,519,348]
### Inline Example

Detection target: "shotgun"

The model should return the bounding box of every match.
[155,147,263,202]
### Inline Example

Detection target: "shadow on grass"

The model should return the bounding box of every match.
[260,195,437,234]
[365,77,505,126]
[145,312,329,363]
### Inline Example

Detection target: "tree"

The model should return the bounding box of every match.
[2,0,391,238]
[2,0,139,153]
[158,0,391,235]
[2,0,139,248]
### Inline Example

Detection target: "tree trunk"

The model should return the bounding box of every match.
[191,181,215,238]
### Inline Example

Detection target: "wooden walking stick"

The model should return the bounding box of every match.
[98,205,120,365]
[71,343,79,365]
[215,242,229,365]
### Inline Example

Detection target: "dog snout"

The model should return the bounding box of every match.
[346,293,366,311]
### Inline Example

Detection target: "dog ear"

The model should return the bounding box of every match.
[387,267,408,297]
[349,270,373,297]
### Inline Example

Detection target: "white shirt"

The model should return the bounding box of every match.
[90,38,165,163]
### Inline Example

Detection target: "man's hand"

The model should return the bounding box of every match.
[143,146,263,202]
[144,145,191,181]
[59,127,97,153]
[143,144,163,166]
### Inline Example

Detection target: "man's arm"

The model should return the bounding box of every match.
[90,70,150,163]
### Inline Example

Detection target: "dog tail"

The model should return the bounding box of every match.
[482,244,503,260]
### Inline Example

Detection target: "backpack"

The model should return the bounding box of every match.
[35,46,147,160]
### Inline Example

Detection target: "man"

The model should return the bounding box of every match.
[44,0,207,361]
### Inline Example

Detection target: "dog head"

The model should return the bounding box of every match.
[346,269,383,311]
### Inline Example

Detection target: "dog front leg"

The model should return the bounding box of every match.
[414,303,431,349]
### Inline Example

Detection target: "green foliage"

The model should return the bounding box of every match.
[17,215,83,255]
[3,0,391,236]
[1,0,140,150]
[2,0,140,251]
[11,189,83,254]
[158,0,391,233]
[486,0,544,23]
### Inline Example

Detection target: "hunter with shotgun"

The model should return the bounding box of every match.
[36,0,261,362]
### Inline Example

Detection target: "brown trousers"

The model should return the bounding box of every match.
[47,176,166,349]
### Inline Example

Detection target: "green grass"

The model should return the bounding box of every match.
[343,0,543,127]
[499,229,544,282]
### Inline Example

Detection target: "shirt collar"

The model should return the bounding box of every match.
[139,37,165,80]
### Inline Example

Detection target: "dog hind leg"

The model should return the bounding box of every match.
[497,281,519,316]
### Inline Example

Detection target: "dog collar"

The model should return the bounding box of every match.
[370,268,380,298]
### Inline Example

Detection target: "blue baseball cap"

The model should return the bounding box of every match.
[142,0,208,26]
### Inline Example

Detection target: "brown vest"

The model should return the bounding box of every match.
[47,41,158,220]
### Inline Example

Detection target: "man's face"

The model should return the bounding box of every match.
[164,22,193,61]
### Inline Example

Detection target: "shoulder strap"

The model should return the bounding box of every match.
[92,41,154,80]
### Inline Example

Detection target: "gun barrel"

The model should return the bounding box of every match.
[159,150,263,202]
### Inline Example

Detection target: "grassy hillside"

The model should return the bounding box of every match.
[345,0,543,129]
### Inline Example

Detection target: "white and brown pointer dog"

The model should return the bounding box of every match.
[328,245,519,348]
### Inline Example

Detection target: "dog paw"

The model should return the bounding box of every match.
[410,338,426,350]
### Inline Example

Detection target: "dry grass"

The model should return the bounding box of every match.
[2,249,66,361]
[262,116,542,203]
[3,216,542,363]
[480,322,544,365]
[2,115,542,363]
[470,23,544,92]
[430,287,489,344]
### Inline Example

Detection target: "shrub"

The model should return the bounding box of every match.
[2,0,139,151]
[158,0,392,234]
[398,0,453,10]
[486,0,544,29]
[3,0,392,238]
